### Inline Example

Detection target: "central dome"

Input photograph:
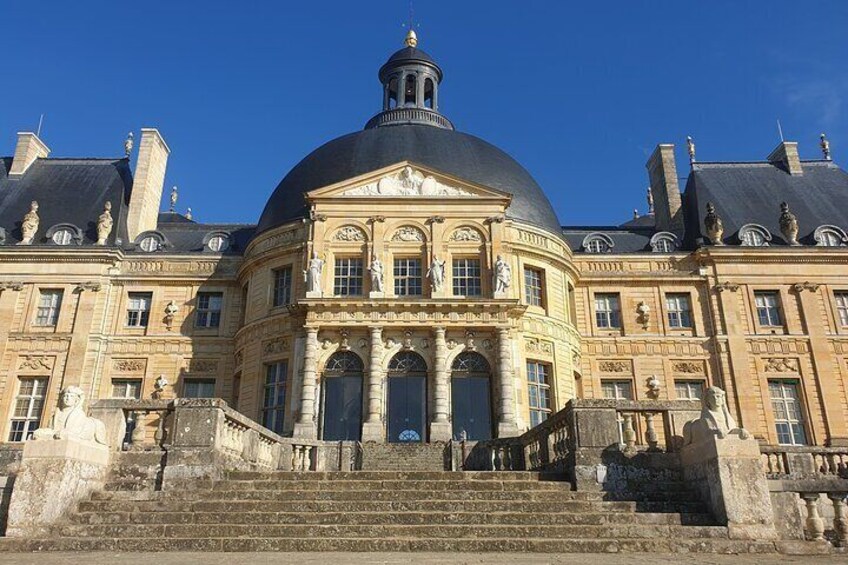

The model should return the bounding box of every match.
[256,33,561,236]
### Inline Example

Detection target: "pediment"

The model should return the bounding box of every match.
[306,162,512,202]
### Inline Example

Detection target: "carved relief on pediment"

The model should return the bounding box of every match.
[340,166,475,197]
[598,360,630,373]
[391,226,425,242]
[333,226,367,242]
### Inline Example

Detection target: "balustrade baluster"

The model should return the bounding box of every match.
[644,412,658,451]
[828,493,848,547]
[801,493,826,542]
[131,411,146,446]
[621,413,636,450]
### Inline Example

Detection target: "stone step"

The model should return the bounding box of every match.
[0,536,783,553]
[70,510,717,527]
[53,523,732,540]
[130,478,573,492]
[225,471,547,481]
[77,498,708,515]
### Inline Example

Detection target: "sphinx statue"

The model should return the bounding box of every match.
[33,386,107,445]
[683,386,750,445]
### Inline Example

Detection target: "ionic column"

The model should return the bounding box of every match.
[496,327,519,438]
[362,326,385,442]
[293,326,319,438]
[430,326,451,442]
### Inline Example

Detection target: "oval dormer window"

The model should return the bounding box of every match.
[650,232,679,253]
[814,226,848,247]
[139,236,161,252]
[582,233,614,254]
[51,228,74,246]
[738,224,771,247]
[207,234,229,252]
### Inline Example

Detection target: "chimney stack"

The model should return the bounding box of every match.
[646,144,684,234]
[127,128,170,240]
[767,141,803,175]
[9,132,50,177]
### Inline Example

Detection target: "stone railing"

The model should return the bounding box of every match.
[761,445,848,480]
[90,399,172,451]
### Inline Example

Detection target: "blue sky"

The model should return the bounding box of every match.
[1,1,846,226]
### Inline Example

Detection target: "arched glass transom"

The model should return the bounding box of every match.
[388,351,428,373]
[324,351,364,373]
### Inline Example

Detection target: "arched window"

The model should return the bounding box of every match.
[387,351,427,443]
[388,77,399,109]
[738,224,772,247]
[424,78,435,109]
[404,75,417,106]
[582,233,614,254]
[451,352,493,441]
[650,232,679,253]
[321,351,364,441]
[814,225,848,247]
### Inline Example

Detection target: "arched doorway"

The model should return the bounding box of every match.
[387,351,428,443]
[320,351,364,441]
[451,352,493,441]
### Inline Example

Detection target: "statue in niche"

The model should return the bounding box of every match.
[683,386,750,445]
[304,251,325,294]
[96,202,113,245]
[370,256,384,292]
[33,386,107,445]
[494,255,511,293]
[19,201,39,245]
[427,256,446,292]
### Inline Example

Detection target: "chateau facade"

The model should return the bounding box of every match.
[1,32,847,451]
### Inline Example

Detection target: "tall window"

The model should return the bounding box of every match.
[126,292,152,327]
[9,377,47,442]
[394,258,423,296]
[334,258,364,296]
[527,361,551,427]
[263,362,288,434]
[769,380,807,445]
[674,380,705,400]
[601,380,633,400]
[35,290,63,326]
[755,291,782,327]
[195,292,223,328]
[452,258,482,297]
[594,293,621,329]
[835,292,848,327]
[272,266,293,307]
[524,268,544,307]
[111,379,142,399]
[666,294,692,328]
[183,379,216,398]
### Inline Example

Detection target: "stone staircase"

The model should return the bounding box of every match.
[360,442,448,471]
[0,469,790,553]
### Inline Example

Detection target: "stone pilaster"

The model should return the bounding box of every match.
[362,326,385,442]
[496,327,519,437]
[293,327,319,438]
[430,326,451,442]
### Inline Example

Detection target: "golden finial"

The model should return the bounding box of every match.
[405,29,418,48]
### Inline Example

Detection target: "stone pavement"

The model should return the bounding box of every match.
[0,554,846,565]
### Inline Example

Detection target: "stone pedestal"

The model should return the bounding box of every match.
[681,431,777,540]
[305,290,322,299]
[368,291,384,299]
[5,437,110,537]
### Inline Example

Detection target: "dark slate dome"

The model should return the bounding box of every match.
[256,32,561,236]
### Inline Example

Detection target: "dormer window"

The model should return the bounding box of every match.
[814,225,848,247]
[738,224,771,247]
[137,233,165,253]
[205,233,230,253]
[45,224,82,246]
[582,233,614,254]
[51,228,74,246]
[650,232,679,253]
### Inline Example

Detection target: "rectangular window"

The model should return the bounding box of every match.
[195,292,223,328]
[452,258,482,297]
[594,293,621,329]
[835,292,848,327]
[334,258,364,296]
[601,380,633,400]
[524,268,544,307]
[272,267,293,307]
[8,377,47,442]
[183,379,216,398]
[35,290,63,326]
[769,380,807,445]
[126,292,152,327]
[394,258,423,296]
[111,379,142,399]
[263,362,288,434]
[674,380,705,400]
[666,293,693,328]
[527,361,552,427]
[755,291,782,327]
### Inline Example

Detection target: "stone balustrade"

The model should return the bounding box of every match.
[761,445,848,479]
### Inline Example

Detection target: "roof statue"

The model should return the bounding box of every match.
[704,202,724,246]
[124,132,134,157]
[96,201,113,245]
[18,201,39,245]
[170,186,178,212]
[686,135,696,164]
[405,29,418,48]
[647,187,654,215]
[779,202,800,246]
[820,133,831,160]
[185,207,192,221]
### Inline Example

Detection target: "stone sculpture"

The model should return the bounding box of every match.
[704,202,724,245]
[19,201,39,245]
[779,202,799,246]
[33,386,107,445]
[124,132,134,157]
[427,256,446,292]
[96,202,113,245]
[683,386,749,445]
[342,166,474,197]
[494,255,511,293]
[152,374,168,399]
[164,301,179,330]
[370,256,384,292]
[304,251,325,295]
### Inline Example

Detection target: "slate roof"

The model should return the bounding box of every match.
[682,160,848,247]
[562,226,658,254]
[0,157,132,246]
[145,212,255,255]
